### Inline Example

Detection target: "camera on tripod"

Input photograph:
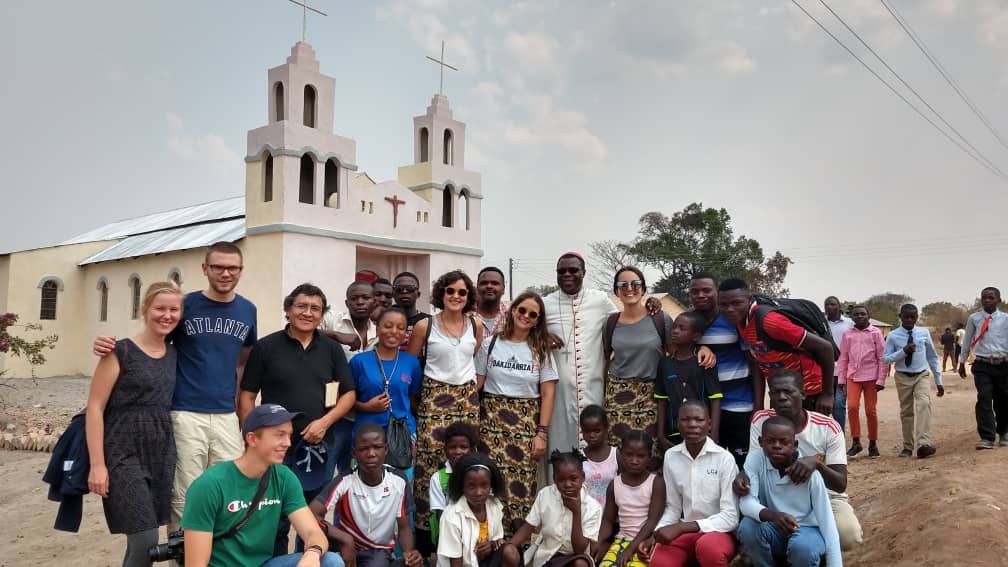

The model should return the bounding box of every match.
[148,529,184,563]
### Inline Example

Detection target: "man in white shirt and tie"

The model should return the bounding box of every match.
[958,287,1008,450]
[882,304,943,459]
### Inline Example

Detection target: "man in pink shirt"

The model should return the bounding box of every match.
[836,305,887,458]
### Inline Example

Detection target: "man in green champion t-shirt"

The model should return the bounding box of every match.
[182,404,344,567]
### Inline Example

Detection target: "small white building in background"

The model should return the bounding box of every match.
[0,41,484,378]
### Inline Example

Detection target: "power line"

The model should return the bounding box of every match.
[880,0,1008,153]
[815,0,1006,177]
[790,0,1008,181]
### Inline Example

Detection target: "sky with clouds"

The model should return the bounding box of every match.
[4,0,1008,311]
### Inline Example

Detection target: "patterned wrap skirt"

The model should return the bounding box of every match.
[480,393,543,533]
[413,378,480,531]
[604,375,658,447]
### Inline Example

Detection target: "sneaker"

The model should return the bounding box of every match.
[977,439,996,450]
[868,445,880,458]
[917,445,937,458]
[898,448,913,458]
[847,444,863,457]
[999,435,1008,448]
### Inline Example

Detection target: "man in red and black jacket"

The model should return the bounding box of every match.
[716,278,836,417]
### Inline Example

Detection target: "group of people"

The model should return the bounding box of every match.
[77,240,1008,567]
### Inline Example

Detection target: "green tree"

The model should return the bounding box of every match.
[921,301,970,331]
[862,293,914,328]
[0,312,59,378]
[623,203,792,304]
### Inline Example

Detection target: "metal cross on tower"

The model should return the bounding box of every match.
[287,0,327,42]
[425,40,458,95]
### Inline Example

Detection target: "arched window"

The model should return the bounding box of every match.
[97,279,108,322]
[441,186,454,227]
[443,129,453,165]
[39,280,58,320]
[459,189,470,231]
[299,154,315,204]
[129,276,141,320]
[263,153,274,202]
[274,82,285,121]
[419,127,429,162]
[324,159,339,208]
[303,84,317,128]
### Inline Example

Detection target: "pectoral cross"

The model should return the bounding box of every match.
[385,194,407,228]
[287,0,327,42]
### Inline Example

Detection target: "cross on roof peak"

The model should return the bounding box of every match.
[425,40,459,95]
[287,0,327,43]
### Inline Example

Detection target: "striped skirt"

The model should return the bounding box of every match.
[480,393,543,534]
[604,375,658,446]
[413,378,479,531]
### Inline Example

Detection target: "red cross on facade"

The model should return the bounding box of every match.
[384,194,407,228]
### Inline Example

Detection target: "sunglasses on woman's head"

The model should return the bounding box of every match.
[516,306,540,319]
[445,287,469,297]
[615,280,644,290]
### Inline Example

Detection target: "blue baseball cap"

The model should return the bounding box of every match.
[242,404,303,436]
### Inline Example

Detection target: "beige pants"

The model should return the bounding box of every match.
[894,371,933,451]
[832,496,863,551]
[168,410,243,531]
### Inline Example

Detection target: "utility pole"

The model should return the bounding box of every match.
[508,258,514,301]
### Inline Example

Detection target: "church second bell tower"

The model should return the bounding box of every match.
[413,94,466,168]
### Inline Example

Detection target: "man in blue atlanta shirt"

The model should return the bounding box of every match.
[94,241,258,533]
[883,304,943,459]
[689,272,762,469]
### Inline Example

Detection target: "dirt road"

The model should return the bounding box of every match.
[1,376,1006,566]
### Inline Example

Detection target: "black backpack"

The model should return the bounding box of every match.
[751,294,840,360]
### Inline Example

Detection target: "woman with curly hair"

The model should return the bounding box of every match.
[476,291,557,534]
[408,269,485,543]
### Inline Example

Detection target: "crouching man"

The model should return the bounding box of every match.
[182,403,344,567]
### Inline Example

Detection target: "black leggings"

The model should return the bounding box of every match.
[123,527,159,567]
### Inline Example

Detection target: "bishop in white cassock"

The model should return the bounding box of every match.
[544,253,618,455]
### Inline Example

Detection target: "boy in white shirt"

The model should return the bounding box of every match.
[311,423,422,567]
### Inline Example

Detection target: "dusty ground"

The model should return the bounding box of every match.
[1,375,1007,566]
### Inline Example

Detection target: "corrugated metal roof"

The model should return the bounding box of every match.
[79,218,245,265]
[62,196,244,245]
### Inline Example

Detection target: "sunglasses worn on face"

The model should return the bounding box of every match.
[445,287,469,297]
[556,267,581,276]
[615,280,644,290]
[516,306,540,319]
[394,285,418,293]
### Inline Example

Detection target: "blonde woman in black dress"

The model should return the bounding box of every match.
[86,282,183,567]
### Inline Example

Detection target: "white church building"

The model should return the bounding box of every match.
[0,41,484,378]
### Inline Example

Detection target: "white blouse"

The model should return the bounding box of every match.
[424,314,478,386]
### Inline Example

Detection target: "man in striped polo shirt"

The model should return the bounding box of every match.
[689,272,761,469]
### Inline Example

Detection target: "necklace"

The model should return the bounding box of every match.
[375,350,400,400]
[556,290,580,361]
[438,313,465,346]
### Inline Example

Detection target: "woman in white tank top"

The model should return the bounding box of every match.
[407,270,485,536]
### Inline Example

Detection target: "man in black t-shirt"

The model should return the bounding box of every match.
[654,311,723,452]
[393,271,431,350]
[940,327,956,371]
